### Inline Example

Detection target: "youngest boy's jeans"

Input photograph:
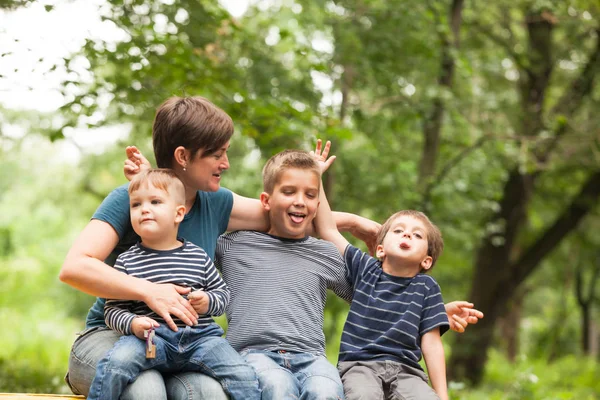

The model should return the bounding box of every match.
[241,349,344,400]
[87,324,260,400]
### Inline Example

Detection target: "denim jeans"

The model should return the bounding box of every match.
[83,324,259,400]
[67,326,230,400]
[241,349,344,400]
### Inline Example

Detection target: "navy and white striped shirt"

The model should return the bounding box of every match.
[105,240,229,335]
[216,231,353,355]
[339,245,449,370]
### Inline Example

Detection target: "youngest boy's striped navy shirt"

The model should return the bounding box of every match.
[339,245,449,370]
[104,240,229,335]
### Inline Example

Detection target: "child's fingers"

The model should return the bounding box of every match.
[451,314,467,332]
[314,139,322,156]
[321,140,331,159]
[145,317,160,328]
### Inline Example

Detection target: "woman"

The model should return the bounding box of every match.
[60,96,482,399]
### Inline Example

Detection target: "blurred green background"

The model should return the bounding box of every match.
[1,0,599,398]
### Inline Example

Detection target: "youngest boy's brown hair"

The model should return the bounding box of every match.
[262,150,321,193]
[128,168,186,206]
[377,210,444,269]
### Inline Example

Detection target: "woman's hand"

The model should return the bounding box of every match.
[445,301,484,333]
[142,284,199,331]
[124,146,152,181]
[310,139,337,174]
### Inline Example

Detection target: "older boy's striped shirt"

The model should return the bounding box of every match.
[105,240,229,335]
[338,245,449,370]
[216,231,353,355]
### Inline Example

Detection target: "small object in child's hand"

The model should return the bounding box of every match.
[144,328,156,359]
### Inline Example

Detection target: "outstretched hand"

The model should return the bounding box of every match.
[124,146,152,182]
[445,301,484,333]
[310,139,336,174]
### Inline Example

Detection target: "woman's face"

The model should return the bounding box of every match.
[184,141,231,192]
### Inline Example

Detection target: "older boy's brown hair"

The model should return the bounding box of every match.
[262,150,321,194]
[376,210,444,269]
[128,168,186,206]
[153,96,234,168]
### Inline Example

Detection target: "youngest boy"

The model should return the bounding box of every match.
[316,178,449,399]
[87,169,260,400]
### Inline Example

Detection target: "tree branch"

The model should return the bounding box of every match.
[510,170,600,285]
[551,28,600,118]
[466,19,528,72]
[421,135,487,211]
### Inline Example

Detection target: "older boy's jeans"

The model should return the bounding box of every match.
[83,324,259,400]
[241,349,344,400]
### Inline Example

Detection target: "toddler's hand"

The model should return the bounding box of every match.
[188,290,210,315]
[131,316,160,340]
[124,146,152,182]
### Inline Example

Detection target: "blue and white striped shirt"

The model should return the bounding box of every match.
[105,240,229,335]
[339,245,449,370]
[216,231,353,355]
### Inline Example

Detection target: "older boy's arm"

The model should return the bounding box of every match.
[421,328,448,400]
[315,185,350,255]
[332,212,380,255]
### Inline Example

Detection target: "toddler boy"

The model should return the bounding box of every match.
[87,169,260,400]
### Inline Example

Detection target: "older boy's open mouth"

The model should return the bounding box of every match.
[289,212,306,223]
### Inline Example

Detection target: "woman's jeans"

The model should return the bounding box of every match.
[241,349,344,400]
[66,326,233,400]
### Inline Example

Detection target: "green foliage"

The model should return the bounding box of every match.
[451,350,600,399]
[2,0,599,393]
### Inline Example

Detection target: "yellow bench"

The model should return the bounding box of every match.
[0,395,84,399]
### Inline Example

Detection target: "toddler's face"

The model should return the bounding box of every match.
[130,183,181,240]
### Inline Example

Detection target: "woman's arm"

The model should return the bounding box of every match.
[421,328,448,400]
[59,219,198,330]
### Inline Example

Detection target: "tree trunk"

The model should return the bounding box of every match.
[449,10,600,384]
[499,288,525,362]
[451,170,600,383]
[418,0,463,190]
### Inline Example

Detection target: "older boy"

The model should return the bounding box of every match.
[315,161,450,399]
[87,169,260,400]
[215,149,350,399]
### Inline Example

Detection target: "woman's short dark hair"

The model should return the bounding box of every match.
[152,96,234,168]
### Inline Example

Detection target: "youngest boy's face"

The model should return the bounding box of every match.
[376,215,432,273]
[129,183,183,240]
[261,168,320,239]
